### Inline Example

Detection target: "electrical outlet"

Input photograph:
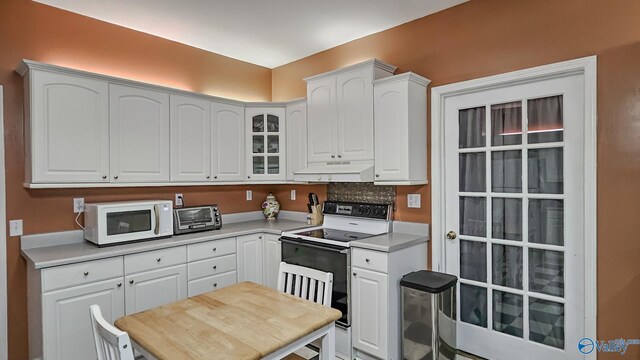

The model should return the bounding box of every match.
[175,194,184,207]
[290,190,296,201]
[9,220,23,237]
[407,194,421,208]
[73,198,84,213]
[246,190,252,201]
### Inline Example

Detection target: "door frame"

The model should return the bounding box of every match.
[430,57,597,355]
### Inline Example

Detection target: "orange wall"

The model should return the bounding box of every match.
[0,1,326,358]
[272,0,640,357]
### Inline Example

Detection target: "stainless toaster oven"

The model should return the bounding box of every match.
[173,205,221,235]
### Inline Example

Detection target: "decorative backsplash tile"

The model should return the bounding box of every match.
[327,183,396,206]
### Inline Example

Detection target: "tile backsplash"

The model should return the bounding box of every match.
[327,183,396,206]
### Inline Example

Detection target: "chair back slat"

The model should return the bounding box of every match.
[277,262,333,307]
[90,305,135,360]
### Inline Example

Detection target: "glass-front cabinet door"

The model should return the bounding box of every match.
[245,107,286,181]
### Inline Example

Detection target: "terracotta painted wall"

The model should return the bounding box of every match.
[272,0,640,357]
[0,0,326,358]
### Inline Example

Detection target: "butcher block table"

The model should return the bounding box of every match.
[114,281,342,360]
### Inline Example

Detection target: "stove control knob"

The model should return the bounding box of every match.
[365,208,372,215]
[374,208,380,216]
[358,207,364,214]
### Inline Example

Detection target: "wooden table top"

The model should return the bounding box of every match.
[114,282,342,360]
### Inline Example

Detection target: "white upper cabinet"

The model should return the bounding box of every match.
[26,70,110,183]
[211,102,245,181]
[110,84,170,183]
[286,99,307,181]
[170,95,211,182]
[245,106,286,181]
[336,67,374,161]
[305,59,396,164]
[373,73,430,184]
[306,77,337,163]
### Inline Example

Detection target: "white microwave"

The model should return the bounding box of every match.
[84,200,173,246]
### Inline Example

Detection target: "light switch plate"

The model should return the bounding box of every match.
[290,190,296,201]
[407,194,421,208]
[9,220,23,237]
[246,190,253,201]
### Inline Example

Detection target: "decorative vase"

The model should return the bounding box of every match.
[262,193,280,220]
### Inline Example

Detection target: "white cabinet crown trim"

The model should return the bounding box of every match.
[303,59,397,82]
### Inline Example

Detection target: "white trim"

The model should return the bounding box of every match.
[0,86,7,360]
[430,56,597,356]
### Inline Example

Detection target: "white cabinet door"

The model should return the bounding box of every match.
[170,95,211,182]
[374,80,409,181]
[306,77,337,163]
[211,102,245,181]
[42,278,124,360]
[336,67,374,161]
[236,234,264,284]
[352,267,388,359]
[262,234,281,289]
[286,100,307,181]
[124,264,187,314]
[246,107,286,181]
[29,70,110,183]
[109,84,170,183]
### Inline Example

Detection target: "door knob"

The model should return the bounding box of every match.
[446,231,457,240]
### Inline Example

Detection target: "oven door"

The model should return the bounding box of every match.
[280,236,351,328]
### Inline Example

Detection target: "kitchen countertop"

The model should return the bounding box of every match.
[22,218,430,269]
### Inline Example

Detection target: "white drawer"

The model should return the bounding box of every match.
[188,271,237,297]
[124,246,187,274]
[188,254,237,281]
[42,257,123,292]
[187,237,236,262]
[352,248,388,273]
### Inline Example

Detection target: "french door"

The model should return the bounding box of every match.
[442,74,586,359]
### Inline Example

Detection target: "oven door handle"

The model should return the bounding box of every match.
[280,237,349,254]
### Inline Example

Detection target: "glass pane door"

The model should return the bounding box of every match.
[248,111,283,178]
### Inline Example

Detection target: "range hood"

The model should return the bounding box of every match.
[294,163,374,182]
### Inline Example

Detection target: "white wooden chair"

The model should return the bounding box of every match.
[277,262,333,306]
[89,304,135,360]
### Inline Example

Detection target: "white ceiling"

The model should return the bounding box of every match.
[34,0,467,68]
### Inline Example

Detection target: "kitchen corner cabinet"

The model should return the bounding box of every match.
[170,94,211,182]
[23,70,111,183]
[110,84,171,182]
[245,106,286,181]
[285,99,307,181]
[236,233,282,289]
[212,102,245,181]
[305,59,396,163]
[373,73,430,185]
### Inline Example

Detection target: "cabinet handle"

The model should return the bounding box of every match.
[206,176,210,179]
[247,176,251,179]
[366,258,370,263]
[338,155,342,158]
[258,235,263,239]
[156,258,161,262]
[83,271,89,276]
[117,282,122,287]
[353,272,358,277]
[213,283,218,288]
[213,265,217,270]
[214,176,218,179]
[375,174,380,178]
[114,175,119,180]
[331,155,335,159]
[129,280,134,284]
[102,175,107,180]
[212,247,217,252]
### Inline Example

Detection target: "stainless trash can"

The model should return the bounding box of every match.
[400,270,457,360]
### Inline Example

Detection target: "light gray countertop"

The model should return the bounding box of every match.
[22,218,430,269]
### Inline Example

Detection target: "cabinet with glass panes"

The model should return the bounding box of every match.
[245,106,286,181]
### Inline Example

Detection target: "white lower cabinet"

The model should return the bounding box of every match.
[125,264,187,314]
[236,233,282,288]
[42,278,124,360]
[188,271,237,296]
[352,267,388,358]
[187,237,238,297]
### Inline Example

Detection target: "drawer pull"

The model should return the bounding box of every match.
[212,247,217,252]
[117,282,122,287]
[258,236,263,239]
[102,175,107,180]
[365,258,370,263]
[213,265,217,270]
[129,280,134,284]
[353,272,358,277]
[156,258,161,263]
[114,175,119,180]
[83,271,89,276]
[213,283,218,288]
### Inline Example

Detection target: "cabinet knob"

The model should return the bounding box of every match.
[338,155,342,158]
[331,155,335,159]
[83,271,89,276]
[366,258,370,263]
[117,282,122,287]
[214,176,218,179]
[213,265,217,270]
[114,175,119,180]
[258,235,263,239]
[375,174,380,178]
[247,176,251,179]
[129,280,134,284]
[212,247,217,252]
[156,257,161,262]
[213,283,218,288]
[353,272,358,277]
[102,175,107,180]
[206,176,210,179]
